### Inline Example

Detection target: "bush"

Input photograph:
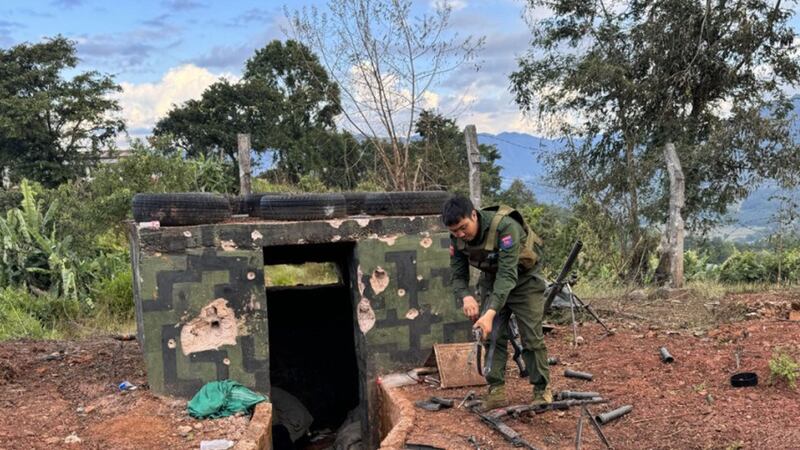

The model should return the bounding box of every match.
[769,350,799,389]
[0,190,22,214]
[49,147,238,252]
[0,286,74,340]
[89,264,134,320]
[719,251,770,283]
[717,249,800,284]
[683,250,721,281]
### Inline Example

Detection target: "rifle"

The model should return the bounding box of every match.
[544,240,611,334]
[469,398,608,449]
[486,398,608,421]
[472,408,541,450]
[473,306,528,378]
[543,240,583,312]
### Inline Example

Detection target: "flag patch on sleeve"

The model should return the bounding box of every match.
[500,235,514,249]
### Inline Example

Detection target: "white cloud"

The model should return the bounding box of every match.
[430,0,467,11]
[116,64,238,133]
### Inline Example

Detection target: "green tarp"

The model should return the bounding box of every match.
[188,380,268,419]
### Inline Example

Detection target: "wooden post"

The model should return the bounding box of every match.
[464,125,481,209]
[664,142,685,288]
[237,133,252,196]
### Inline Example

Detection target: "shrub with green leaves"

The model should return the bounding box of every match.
[0,286,74,340]
[49,146,237,252]
[769,350,799,389]
[719,251,770,283]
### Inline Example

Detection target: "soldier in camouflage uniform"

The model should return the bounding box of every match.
[442,195,551,409]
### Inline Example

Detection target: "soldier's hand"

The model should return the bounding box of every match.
[473,309,496,340]
[462,296,479,321]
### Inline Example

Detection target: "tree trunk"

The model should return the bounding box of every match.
[624,139,645,282]
[657,142,685,288]
[464,124,481,209]
[237,134,252,196]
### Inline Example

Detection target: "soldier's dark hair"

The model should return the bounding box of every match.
[441,195,474,226]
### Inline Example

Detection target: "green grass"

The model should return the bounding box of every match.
[264,262,341,287]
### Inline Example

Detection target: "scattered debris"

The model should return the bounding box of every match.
[595,404,634,425]
[557,391,600,400]
[118,381,136,391]
[42,351,65,361]
[659,347,675,363]
[199,439,235,450]
[564,369,593,381]
[64,432,82,444]
[457,391,476,409]
[730,372,759,388]
[111,334,136,341]
[187,380,267,419]
[469,398,608,450]
[582,405,612,449]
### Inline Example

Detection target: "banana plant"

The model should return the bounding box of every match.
[0,180,81,300]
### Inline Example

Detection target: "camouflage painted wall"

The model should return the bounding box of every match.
[133,245,269,398]
[354,233,471,371]
[130,216,470,445]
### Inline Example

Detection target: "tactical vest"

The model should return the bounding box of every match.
[455,205,543,274]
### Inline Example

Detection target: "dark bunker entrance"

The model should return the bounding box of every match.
[264,242,361,449]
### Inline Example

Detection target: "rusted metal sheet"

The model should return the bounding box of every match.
[434,343,487,388]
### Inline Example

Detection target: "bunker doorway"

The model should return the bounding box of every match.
[264,242,361,449]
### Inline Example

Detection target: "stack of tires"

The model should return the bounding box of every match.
[133,191,451,226]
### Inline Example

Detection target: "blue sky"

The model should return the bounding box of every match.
[1,0,537,140]
[2,0,799,143]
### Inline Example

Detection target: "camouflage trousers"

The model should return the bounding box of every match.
[478,271,550,390]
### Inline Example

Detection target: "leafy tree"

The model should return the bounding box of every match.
[0,36,125,187]
[153,40,343,183]
[496,179,536,209]
[287,0,484,190]
[413,110,502,198]
[511,0,800,281]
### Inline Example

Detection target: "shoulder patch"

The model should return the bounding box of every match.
[500,234,514,250]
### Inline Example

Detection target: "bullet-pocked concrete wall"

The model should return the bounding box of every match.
[129,215,471,440]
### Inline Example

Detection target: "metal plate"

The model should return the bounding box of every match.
[434,343,487,388]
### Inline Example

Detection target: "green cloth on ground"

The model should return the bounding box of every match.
[188,380,268,419]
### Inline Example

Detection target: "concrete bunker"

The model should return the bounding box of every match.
[263,242,360,446]
[130,212,472,449]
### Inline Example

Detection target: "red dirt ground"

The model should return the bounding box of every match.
[0,291,798,449]
[400,292,800,450]
[0,337,248,450]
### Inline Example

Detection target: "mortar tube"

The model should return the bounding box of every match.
[595,405,633,424]
[564,369,593,381]
[557,391,601,400]
[659,347,675,363]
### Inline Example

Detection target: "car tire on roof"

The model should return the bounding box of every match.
[362,191,451,216]
[343,192,369,216]
[255,193,347,221]
[132,192,231,226]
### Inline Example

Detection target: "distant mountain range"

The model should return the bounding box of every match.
[478,125,798,243]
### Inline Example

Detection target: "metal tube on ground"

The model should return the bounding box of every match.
[558,391,601,400]
[564,369,593,381]
[595,405,633,424]
[659,347,674,363]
